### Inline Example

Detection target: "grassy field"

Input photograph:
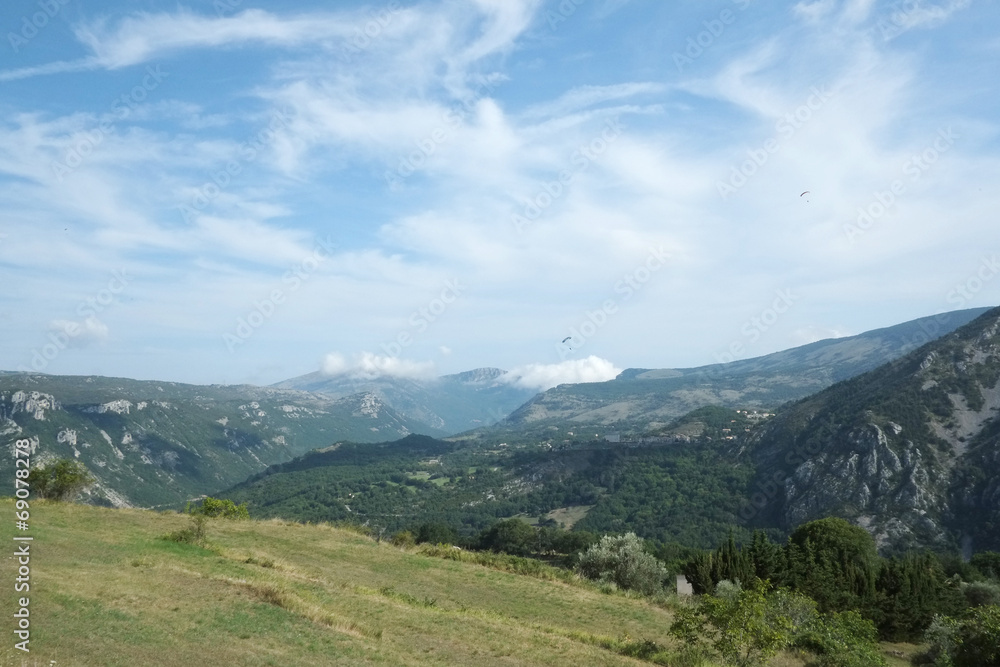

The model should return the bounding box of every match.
[0,500,923,666]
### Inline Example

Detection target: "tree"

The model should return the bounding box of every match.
[477,519,537,556]
[785,517,879,613]
[27,459,94,501]
[414,522,458,545]
[971,552,1000,581]
[576,532,666,595]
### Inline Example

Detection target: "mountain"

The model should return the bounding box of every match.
[0,374,445,509]
[478,308,991,441]
[221,310,1000,555]
[744,306,1000,553]
[272,367,538,435]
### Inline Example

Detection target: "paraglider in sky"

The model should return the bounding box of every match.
[800,190,811,202]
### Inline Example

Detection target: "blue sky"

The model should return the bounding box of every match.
[1,0,997,389]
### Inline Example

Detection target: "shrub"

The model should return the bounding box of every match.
[671,579,800,667]
[922,605,1000,667]
[963,581,1000,608]
[577,533,666,595]
[390,530,416,549]
[190,497,249,519]
[164,514,208,546]
[953,604,1000,666]
[27,459,94,501]
[794,610,887,667]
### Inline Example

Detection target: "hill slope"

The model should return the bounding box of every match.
[0,374,445,509]
[0,499,682,666]
[481,308,990,439]
[745,306,1000,553]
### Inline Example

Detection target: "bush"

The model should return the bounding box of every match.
[922,605,1000,667]
[577,533,666,596]
[963,581,1000,608]
[795,610,887,667]
[27,459,94,501]
[670,579,800,667]
[164,514,208,546]
[953,604,1000,666]
[189,497,249,519]
[390,530,416,549]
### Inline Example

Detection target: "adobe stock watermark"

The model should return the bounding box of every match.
[18,269,131,373]
[738,443,821,522]
[713,289,798,365]
[223,237,336,352]
[556,246,669,359]
[177,107,295,223]
[384,75,502,190]
[7,0,72,53]
[874,0,945,41]
[717,85,834,200]
[380,279,465,358]
[51,65,169,181]
[512,116,625,234]
[544,0,588,31]
[673,0,752,72]
[340,0,403,63]
[947,254,999,309]
[843,127,957,244]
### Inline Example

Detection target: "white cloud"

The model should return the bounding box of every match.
[321,352,435,380]
[48,317,110,348]
[503,356,622,391]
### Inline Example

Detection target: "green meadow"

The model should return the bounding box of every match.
[0,500,922,666]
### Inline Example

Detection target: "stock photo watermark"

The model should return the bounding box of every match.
[380,279,465,358]
[12,437,36,653]
[340,0,403,63]
[673,0,752,72]
[843,126,957,243]
[556,246,669,359]
[178,107,295,223]
[18,270,130,373]
[223,237,336,352]
[7,0,71,53]
[544,0,588,30]
[717,85,834,200]
[384,76,502,190]
[712,288,799,365]
[512,116,624,234]
[51,65,169,181]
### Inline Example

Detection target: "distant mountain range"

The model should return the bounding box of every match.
[220,306,1000,555]
[0,375,439,508]
[475,308,991,442]
[272,367,537,435]
[2,306,993,539]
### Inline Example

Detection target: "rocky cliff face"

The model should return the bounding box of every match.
[748,307,1000,553]
[0,375,443,509]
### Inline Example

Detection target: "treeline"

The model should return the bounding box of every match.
[682,517,1000,644]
